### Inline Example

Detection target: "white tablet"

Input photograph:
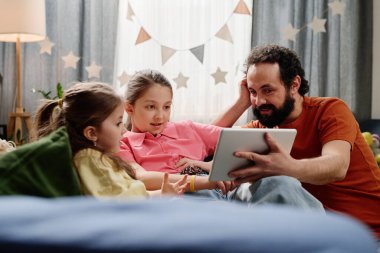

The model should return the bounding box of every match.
[209,128,297,181]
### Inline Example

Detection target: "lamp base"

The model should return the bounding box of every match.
[7,107,32,145]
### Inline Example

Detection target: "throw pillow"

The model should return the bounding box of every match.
[0,127,82,197]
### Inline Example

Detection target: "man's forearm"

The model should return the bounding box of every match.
[294,154,349,185]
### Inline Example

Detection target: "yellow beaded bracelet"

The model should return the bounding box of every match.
[189,175,196,192]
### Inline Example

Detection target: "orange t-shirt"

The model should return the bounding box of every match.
[244,96,380,239]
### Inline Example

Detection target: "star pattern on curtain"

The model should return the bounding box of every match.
[328,1,346,15]
[282,23,299,41]
[39,37,55,55]
[282,1,345,42]
[118,71,132,86]
[174,72,189,89]
[211,67,228,85]
[62,51,80,69]
[308,17,327,33]
[86,61,102,79]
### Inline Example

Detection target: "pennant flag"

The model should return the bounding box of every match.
[161,46,176,65]
[215,24,233,43]
[126,2,134,20]
[135,28,151,45]
[190,44,204,63]
[234,0,251,15]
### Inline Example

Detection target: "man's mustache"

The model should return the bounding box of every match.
[256,104,275,111]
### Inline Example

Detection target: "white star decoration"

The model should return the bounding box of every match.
[62,51,80,69]
[118,71,131,86]
[211,67,228,85]
[173,72,189,89]
[86,61,102,79]
[329,1,346,15]
[308,17,327,33]
[282,23,299,41]
[39,37,54,55]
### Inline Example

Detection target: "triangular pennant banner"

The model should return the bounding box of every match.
[189,44,204,63]
[161,46,176,65]
[215,24,233,43]
[135,28,151,45]
[234,0,251,15]
[126,2,134,20]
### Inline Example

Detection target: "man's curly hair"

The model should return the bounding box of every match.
[244,45,309,96]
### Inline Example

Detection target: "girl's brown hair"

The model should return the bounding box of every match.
[33,82,135,178]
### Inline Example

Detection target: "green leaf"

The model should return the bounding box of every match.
[57,82,63,99]
[37,90,51,99]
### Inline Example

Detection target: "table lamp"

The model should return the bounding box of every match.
[0,0,46,143]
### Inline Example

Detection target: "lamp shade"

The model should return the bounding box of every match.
[0,0,46,42]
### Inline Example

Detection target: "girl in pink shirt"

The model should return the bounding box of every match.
[118,69,233,194]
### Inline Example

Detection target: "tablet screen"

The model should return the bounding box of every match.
[209,128,297,181]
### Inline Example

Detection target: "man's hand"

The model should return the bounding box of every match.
[228,133,296,184]
[213,180,237,195]
[238,77,252,109]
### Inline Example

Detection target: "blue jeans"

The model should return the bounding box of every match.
[185,176,324,211]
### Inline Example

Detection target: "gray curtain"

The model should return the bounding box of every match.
[249,0,373,121]
[0,0,119,127]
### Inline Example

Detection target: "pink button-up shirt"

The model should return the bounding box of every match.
[118,120,222,173]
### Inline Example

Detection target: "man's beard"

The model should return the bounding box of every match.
[253,94,295,128]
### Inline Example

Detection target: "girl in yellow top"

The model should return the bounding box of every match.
[33,82,188,199]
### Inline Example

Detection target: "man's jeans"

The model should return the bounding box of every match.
[185,176,324,211]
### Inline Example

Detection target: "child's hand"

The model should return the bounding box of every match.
[176,158,212,172]
[161,173,188,196]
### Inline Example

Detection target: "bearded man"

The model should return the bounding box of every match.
[214,44,380,241]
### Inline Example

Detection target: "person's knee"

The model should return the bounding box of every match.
[258,175,301,191]
[252,176,324,210]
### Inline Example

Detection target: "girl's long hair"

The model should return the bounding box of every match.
[33,82,135,178]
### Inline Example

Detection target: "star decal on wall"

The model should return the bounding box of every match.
[118,71,131,86]
[211,67,227,85]
[328,1,346,15]
[39,37,55,55]
[62,51,80,69]
[308,17,327,33]
[86,61,102,79]
[282,23,299,41]
[173,72,189,89]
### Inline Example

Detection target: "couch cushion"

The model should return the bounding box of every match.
[0,127,82,197]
